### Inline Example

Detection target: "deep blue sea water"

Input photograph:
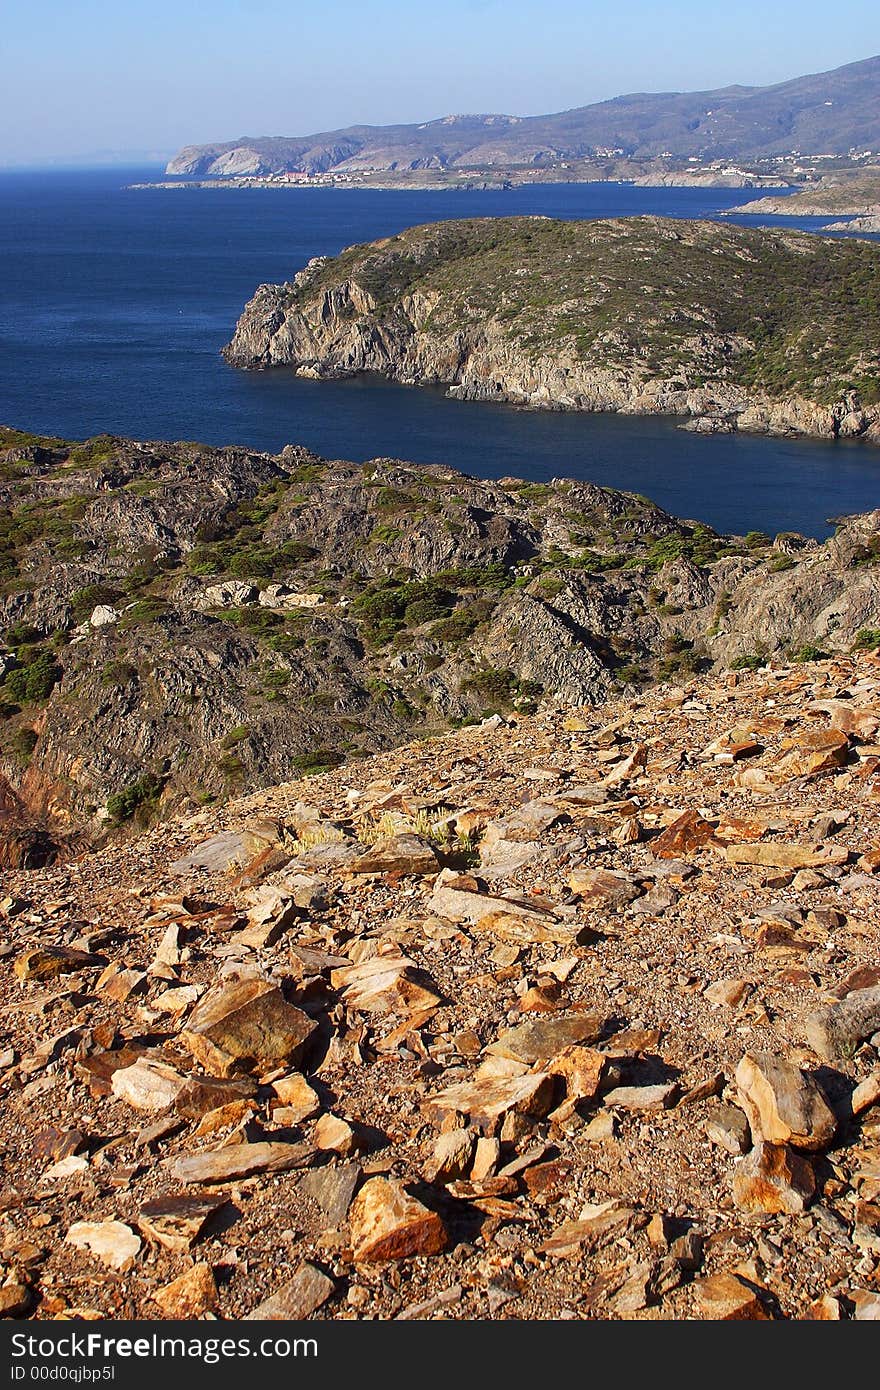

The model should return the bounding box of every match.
[1,166,878,537]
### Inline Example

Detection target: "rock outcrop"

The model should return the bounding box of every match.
[2,426,880,856]
[224,217,880,444]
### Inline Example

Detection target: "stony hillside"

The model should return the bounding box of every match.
[225,217,880,440]
[167,54,880,176]
[1,652,879,1319]
[2,426,880,862]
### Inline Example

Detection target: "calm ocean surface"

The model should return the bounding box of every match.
[1,166,878,537]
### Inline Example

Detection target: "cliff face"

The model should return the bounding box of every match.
[224,218,880,444]
[1,426,880,860]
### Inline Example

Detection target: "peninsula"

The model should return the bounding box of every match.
[225,216,880,442]
[733,171,880,231]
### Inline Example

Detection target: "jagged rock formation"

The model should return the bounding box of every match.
[1,426,880,856]
[1,652,879,1319]
[166,54,880,176]
[225,217,880,443]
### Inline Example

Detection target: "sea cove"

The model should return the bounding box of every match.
[2,168,879,537]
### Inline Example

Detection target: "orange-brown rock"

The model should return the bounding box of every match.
[650,809,719,858]
[180,978,317,1076]
[138,1195,227,1252]
[349,1178,447,1262]
[773,728,850,780]
[567,866,643,908]
[725,842,849,870]
[15,946,105,982]
[349,834,439,876]
[732,1143,816,1214]
[694,1271,770,1319]
[331,952,441,1016]
[423,1071,555,1130]
[546,1045,606,1102]
[152,1262,218,1318]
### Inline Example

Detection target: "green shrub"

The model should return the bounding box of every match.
[217,752,245,778]
[768,555,795,573]
[852,628,880,651]
[404,594,452,625]
[229,606,282,636]
[370,524,402,544]
[101,659,138,688]
[220,724,249,750]
[3,651,60,704]
[462,666,515,706]
[70,584,122,624]
[731,653,766,671]
[293,747,344,775]
[118,598,169,627]
[106,772,164,825]
[7,726,37,765]
[5,622,40,647]
[789,643,828,663]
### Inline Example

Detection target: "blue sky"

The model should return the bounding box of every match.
[2,0,879,165]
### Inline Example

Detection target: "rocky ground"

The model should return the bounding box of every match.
[1,652,879,1320]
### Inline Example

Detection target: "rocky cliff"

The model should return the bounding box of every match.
[225,217,880,443]
[1,426,880,860]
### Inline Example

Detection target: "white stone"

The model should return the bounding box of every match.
[66,1221,141,1270]
[89,604,119,628]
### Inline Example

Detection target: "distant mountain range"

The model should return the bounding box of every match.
[167,54,880,177]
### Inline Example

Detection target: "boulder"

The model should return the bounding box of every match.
[111,1058,187,1113]
[486,1014,604,1065]
[694,1272,770,1320]
[804,986,880,1062]
[650,809,719,858]
[735,1052,836,1150]
[732,1143,816,1214]
[350,834,439,875]
[245,1263,334,1319]
[66,1221,141,1271]
[138,1194,228,1252]
[152,1263,218,1318]
[180,978,316,1075]
[349,1178,447,1262]
[168,1141,316,1185]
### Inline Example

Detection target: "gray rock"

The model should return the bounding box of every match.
[804,985,880,1061]
[245,1262,334,1319]
[300,1162,362,1225]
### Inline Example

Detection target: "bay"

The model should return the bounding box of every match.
[1,166,878,537]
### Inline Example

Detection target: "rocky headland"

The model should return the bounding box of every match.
[224,217,880,444]
[733,173,880,219]
[1,426,880,866]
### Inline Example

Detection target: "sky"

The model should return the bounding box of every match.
[2,0,879,166]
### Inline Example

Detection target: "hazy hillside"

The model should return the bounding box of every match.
[167,55,880,176]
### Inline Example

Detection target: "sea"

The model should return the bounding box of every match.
[1,166,878,538]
